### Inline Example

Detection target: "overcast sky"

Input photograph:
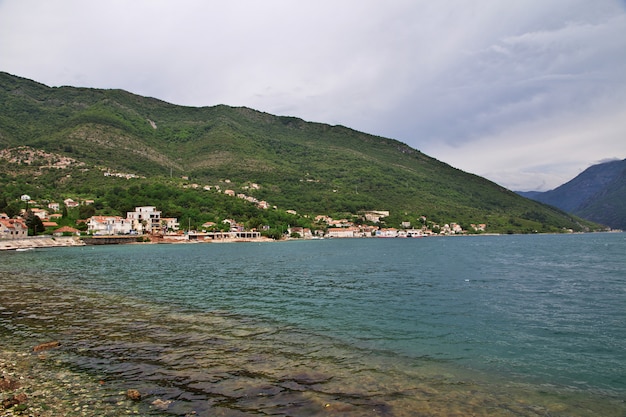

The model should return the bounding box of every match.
[1,1,625,191]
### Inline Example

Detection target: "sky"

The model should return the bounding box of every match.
[1,0,625,191]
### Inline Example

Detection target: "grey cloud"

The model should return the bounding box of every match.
[0,0,624,190]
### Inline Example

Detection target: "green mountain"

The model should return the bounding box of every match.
[519,159,626,230]
[0,72,600,234]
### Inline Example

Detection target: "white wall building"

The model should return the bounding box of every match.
[0,219,28,239]
[162,217,180,233]
[87,207,177,235]
[87,216,133,235]
[127,206,162,234]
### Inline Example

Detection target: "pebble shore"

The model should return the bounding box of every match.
[0,345,143,417]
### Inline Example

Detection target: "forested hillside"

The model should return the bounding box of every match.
[0,72,600,234]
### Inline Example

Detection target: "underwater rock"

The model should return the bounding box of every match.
[32,341,61,352]
[0,376,20,391]
[2,392,28,409]
[151,398,173,409]
[126,389,141,401]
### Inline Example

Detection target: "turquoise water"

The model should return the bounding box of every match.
[1,233,625,416]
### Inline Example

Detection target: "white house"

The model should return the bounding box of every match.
[64,198,79,208]
[376,228,399,238]
[30,208,48,220]
[441,223,463,235]
[364,210,389,223]
[162,217,180,233]
[406,229,424,237]
[327,227,360,238]
[87,216,133,235]
[288,227,313,238]
[126,206,162,234]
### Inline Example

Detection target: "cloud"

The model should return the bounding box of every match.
[428,103,626,191]
[379,8,626,139]
[1,0,625,190]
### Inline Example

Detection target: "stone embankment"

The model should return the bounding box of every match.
[0,236,85,251]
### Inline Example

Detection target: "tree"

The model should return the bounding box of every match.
[79,204,96,219]
[3,201,21,219]
[25,210,45,236]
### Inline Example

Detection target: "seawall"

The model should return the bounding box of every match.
[0,236,85,251]
[81,236,141,245]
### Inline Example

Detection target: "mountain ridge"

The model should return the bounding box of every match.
[518,159,626,230]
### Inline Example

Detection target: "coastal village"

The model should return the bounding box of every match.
[1,189,487,249]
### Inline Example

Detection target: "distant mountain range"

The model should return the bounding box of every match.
[0,71,601,234]
[518,159,626,230]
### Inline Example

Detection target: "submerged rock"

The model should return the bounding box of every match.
[0,376,20,391]
[151,398,173,409]
[126,389,141,401]
[2,392,28,409]
[32,341,61,352]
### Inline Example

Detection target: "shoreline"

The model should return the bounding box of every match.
[0,235,278,252]
[0,236,85,251]
[2,230,621,252]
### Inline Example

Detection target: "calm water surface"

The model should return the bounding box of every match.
[1,233,625,416]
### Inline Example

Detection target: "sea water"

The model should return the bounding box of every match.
[1,233,625,416]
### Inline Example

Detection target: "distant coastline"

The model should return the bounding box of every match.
[3,230,621,252]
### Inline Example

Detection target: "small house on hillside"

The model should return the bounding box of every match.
[31,208,49,219]
[0,218,28,239]
[64,198,79,208]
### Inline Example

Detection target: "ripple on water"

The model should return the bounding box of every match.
[1,267,625,416]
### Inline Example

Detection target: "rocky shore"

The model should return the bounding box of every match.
[0,345,138,416]
[0,235,277,253]
[0,237,84,251]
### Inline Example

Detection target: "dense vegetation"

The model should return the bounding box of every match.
[0,72,601,234]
